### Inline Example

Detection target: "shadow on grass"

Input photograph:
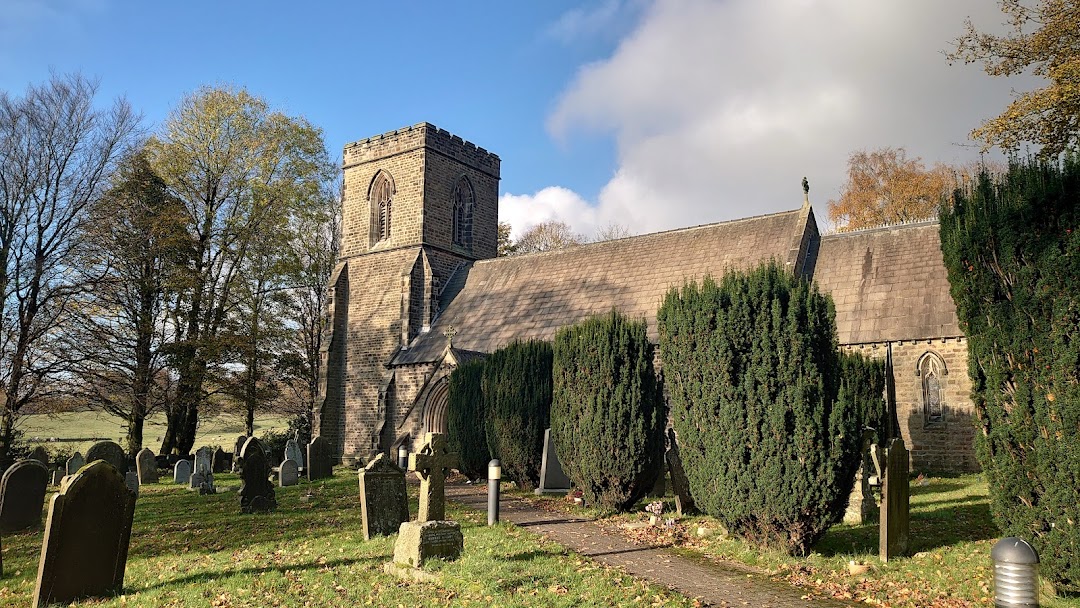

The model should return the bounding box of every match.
[908,481,969,496]
[130,555,384,592]
[814,501,998,557]
[506,549,552,562]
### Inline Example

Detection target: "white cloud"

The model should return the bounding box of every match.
[512,0,1039,235]
[546,0,627,44]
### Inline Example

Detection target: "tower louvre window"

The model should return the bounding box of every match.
[451,176,475,250]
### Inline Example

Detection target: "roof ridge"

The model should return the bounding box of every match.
[827,217,940,237]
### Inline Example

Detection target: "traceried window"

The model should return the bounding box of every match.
[917,352,947,425]
[370,171,394,244]
[451,176,475,249]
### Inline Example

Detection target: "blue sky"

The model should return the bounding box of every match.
[2,1,1037,238]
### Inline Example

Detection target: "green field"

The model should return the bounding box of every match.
[0,470,696,607]
[18,411,291,456]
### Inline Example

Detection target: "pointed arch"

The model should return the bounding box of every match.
[422,375,451,436]
[451,175,475,250]
[368,170,395,245]
[915,351,948,425]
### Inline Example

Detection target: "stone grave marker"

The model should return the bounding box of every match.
[189,472,205,491]
[86,440,127,475]
[358,453,409,540]
[136,448,158,484]
[194,446,213,476]
[665,428,696,516]
[0,459,49,532]
[51,469,63,486]
[408,432,458,522]
[306,436,333,481]
[279,459,299,487]
[284,438,304,469]
[232,435,248,472]
[173,460,192,485]
[29,445,50,466]
[879,438,910,562]
[534,428,571,496]
[124,471,140,497]
[212,447,230,473]
[32,460,137,608]
[391,520,463,569]
[65,452,85,475]
[239,437,276,513]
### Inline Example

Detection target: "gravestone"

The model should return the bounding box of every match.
[32,460,137,608]
[124,471,140,498]
[665,428,696,516]
[845,430,880,525]
[189,472,205,491]
[51,469,63,486]
[29,445,50,466]
[391,520,463,568]
[359,453,409,540]
[65,452,85,476]
[408,432,458,522]
[0,459,49,532]
[234,435,248,456]
[194,446,213,476]
[173,460,192,485]
[284,439,304,469]
[86,441,127,475]
[534,428,571,496]
[279,459,298,487]
[306,436,333,481]
[212,447,230,473]
[878,438,910,562]
[136,448,158,484]
[239,437,276,513]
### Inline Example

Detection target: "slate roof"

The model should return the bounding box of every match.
[814,221,961,345]
[392,208,813,364]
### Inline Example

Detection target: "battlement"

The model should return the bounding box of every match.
[343,122,500,178]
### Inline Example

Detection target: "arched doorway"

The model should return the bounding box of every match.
[422,375,451,435]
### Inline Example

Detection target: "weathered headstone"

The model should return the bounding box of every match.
[86,441,127,475]
[359,453,409,540]
[534,428,571,496]
[212,447,230,473]
[51,469,63,486]
[0,459,49,532]
[173,460,192,485]
[408,432,458,522]
[189,472,205,491]
[65,452,85,476]
[194,446,213,476]
[306,436,333,481]
[29,445,50,466]
[124,471,140,498]
[136,448,158,484]
[391,520,463,568]
[284,438,304,469]
[32,460,137,608]
[879,438,910,562]
[279,459,298,487]
[234,435,248,456]
[665,428,696,516]
[239,437,276,513]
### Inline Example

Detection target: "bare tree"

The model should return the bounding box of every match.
[0,74,136,467]
[593,222,631,242]
[512,220,585,254]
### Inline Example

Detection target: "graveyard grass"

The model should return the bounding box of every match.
[0,469,697,607]
[540,475,1080,608]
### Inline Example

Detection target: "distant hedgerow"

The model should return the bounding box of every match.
[551,310,665,511]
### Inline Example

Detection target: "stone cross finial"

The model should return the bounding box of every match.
[802,176,810,207]
[443,325,457,348]
[408,432,459,521]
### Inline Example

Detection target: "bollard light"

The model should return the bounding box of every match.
[992,537,1039,607]
[397,444,409,470]
[488,459,501,526]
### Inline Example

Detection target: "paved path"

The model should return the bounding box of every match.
[447,484,857,608]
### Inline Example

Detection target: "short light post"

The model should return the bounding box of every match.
[992,537,1039,607]
[488,459,501,526]
[397,444,409,470]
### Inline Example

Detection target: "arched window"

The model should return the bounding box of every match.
[369,171,394,244]
[451,176,475,249]
[916,351,947,425]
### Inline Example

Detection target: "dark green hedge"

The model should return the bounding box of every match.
[838,350,887,448]
[656,261,863,555]
[447,359,490,480]
[551,309,665,511]
[940,158,1080,593]
[482,339,552,490]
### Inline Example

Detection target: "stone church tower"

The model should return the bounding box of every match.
[316,123,499,463]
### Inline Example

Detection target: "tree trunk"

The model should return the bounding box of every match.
[0,410,17,472]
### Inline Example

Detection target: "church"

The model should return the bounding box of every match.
[315,123,978,475]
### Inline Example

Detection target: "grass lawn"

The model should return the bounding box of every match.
[0,469,698,607]
[537,474,1079,608]
[18,411,291,457]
